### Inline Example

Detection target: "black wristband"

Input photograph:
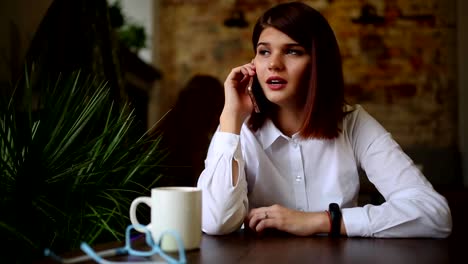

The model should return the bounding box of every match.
[329,203,341,237]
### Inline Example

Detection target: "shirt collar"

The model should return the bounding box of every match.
[257,119,286,150]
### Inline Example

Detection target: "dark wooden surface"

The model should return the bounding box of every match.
[37,228,464,264]
[185,230,462,264]
[36,187,467,264]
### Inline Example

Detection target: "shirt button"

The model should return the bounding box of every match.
[291,139,297,146]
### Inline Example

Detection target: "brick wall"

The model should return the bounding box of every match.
[155,0,458,181]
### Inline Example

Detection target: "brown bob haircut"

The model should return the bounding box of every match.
[247,2,346,139]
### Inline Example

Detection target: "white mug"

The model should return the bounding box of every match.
[129,187,202,252]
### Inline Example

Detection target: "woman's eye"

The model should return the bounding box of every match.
[286,49,303,55]
[258,49,270,56]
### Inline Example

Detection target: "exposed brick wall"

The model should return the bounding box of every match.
[156,0,457,150]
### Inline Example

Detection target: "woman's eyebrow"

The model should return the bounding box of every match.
[284,43,304,48]
[256,42,302,48]
[257,42,270,48]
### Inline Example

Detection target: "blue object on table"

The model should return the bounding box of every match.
[44,224,187,264]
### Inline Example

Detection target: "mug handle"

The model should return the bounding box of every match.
[129,196,152,233]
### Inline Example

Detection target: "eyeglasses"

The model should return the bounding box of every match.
[44,224,187,264]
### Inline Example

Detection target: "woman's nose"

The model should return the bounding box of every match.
[268,55,284,71]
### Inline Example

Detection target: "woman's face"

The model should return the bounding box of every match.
[254,27,311,110]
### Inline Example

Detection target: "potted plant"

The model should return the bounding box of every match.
[0,67,166,262]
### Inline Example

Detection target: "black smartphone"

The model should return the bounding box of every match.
[246,77,261,113]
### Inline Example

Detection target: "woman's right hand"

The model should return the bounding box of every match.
[220,62,257,134]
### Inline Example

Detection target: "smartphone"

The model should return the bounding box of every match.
[246,77,261,113]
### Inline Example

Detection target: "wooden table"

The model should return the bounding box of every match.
[186,230,460,264]
[37,229,463,264]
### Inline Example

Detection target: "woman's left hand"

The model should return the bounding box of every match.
[246,204,330,236]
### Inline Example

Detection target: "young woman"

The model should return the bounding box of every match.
[197,2,452,238]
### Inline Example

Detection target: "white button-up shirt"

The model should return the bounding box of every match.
[197,105,452,237]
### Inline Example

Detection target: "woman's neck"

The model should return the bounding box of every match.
[272,106,305,137]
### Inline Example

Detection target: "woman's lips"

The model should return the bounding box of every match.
[266,76,287,90]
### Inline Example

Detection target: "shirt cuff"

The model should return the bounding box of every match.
[342,207,372,237]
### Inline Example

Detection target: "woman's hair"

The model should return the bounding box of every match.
[247,1,346,139]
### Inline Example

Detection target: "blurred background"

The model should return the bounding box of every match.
[158,0,462,189]
[3,0,461,187]
[1,0,467,260]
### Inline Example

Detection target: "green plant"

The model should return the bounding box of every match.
[118,23,147,52]
[108,0,147,52]
[0,67,166,262]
